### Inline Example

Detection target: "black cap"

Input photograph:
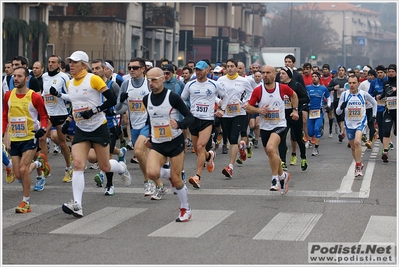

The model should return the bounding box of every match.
[162,64,174,73]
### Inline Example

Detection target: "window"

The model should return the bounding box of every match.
[194,6,206,37]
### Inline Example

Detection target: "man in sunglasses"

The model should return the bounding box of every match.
[116,57,167,199]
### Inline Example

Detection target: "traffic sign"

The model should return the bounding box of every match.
[357,38,366,46]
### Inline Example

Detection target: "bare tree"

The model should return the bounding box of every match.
[263,5,340,62]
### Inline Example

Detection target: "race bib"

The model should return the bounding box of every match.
[73,104,90,122]
[152,119,173,142]
[348,107,362,120]
[226,102,241,116]
[386,96,397,110]
[309,109,321,119]
[377,98,385,106]
[284,95,292,109]
[195,103,210,114]
[10,116,28,137]
[128,98,145,113]
[44,94,57,105]
[263,108,280,122]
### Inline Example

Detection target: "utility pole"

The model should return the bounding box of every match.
[172,2,177,62]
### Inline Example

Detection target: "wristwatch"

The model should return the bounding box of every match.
[293,107,298,111]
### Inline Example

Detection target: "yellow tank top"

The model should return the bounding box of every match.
[8,89,38,141]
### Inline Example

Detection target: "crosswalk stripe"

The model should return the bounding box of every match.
[359,215,396,243]
[50,207,146,235]
[3,204,59,229]
[253,212,322,241]
[148,210,234,238]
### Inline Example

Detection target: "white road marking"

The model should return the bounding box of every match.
[50,207,146,235]
[148,210,234,238]
[359,215,397,243]
[3,204,59,229]
[253,212,322,241]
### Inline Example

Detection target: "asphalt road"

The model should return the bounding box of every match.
[2,128,397,266]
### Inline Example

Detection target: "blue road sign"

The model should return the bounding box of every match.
[357,38,366,46]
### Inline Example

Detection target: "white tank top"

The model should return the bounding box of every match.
[258,83,287,131]
[69,73,106,131]
[126,79,149,129]
[42,72,70,116]
[147,90,182,143]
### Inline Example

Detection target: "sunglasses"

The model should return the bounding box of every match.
[163,72,171,75]
[128,66,142,70]
[147,75,163,82]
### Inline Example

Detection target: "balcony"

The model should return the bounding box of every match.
[50,3,127,22]
[144,4,176,29]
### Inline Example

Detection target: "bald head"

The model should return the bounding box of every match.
[147,67,163,77]
[146,67,165,94]
[262,65,276,86]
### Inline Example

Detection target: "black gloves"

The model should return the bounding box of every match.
[120,92,129,103]
[81,109,95,119]
[325,106,331,113]
[61,120,70,134]
[35,128,46,139]
[340,101,348,110]
[49,86,61,98]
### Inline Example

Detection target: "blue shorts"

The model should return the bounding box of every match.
[10,139,38,157]
[346,125,365,141]
[130,125,150,145]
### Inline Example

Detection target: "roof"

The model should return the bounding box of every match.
[295,3,379,15]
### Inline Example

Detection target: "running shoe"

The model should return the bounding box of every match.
[290,155,297,166]
[206,150,215,172]
[248,130,254,139]
[389,142,394,151]
[239,141,247,161]
[279,172,291,195]
[151,186,168,200]
[281,161,288,171]
[126,140,134,150]
[104,185,115,196]
[188,175,200,189]
[130,157,139,164]
[361,135,367,142]
[236,157,243,164]
[270,178,280,191]
[222,144,229,154]
[222,166,233,178]
[338,134,343,142]
[253,140,259,148]
[63,168,73,183]
[365,140,372,149]
[15,201,31,213]
[33,177,45,191]
[328,132,333,138]
[311,148,319,156]
[62,200,83,218]
[6,167,15,183]
[144,180,156,196]
[37,153,51,177]
[354,164,364,177]
[176,207,192,222]
[119,161,132,187]
[120,138,126,148]
[382,152,389,163]
[94,172,105,187]
[181,170,187,183]
[90,162,99,169]
[118,147,127,163]
[53,144,61,154]
[246,142,253,158]
[301,158,308,171]
[305,140,312,149]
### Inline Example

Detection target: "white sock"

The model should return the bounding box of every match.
[272,175,278,181]
[72,171,84,206]
[229,164,234,170]
[160,166,171,179]
[176,184,189,209]
[35,161,42,169]
[23,196,30,203]
[109,159,125,174]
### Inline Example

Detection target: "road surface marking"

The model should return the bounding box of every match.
[3,204,59,229]
[359,215,397,243]
[253,212,322,241]
[148,210,234,238]
[50,207,146,235]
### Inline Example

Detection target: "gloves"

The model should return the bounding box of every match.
[325,106,331,113]
[120,92,129,103]
[35,128,46,139]
[340,101,348,110]
[61,120,70,134]
[49,86,61,98]
[81,109,95,119]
